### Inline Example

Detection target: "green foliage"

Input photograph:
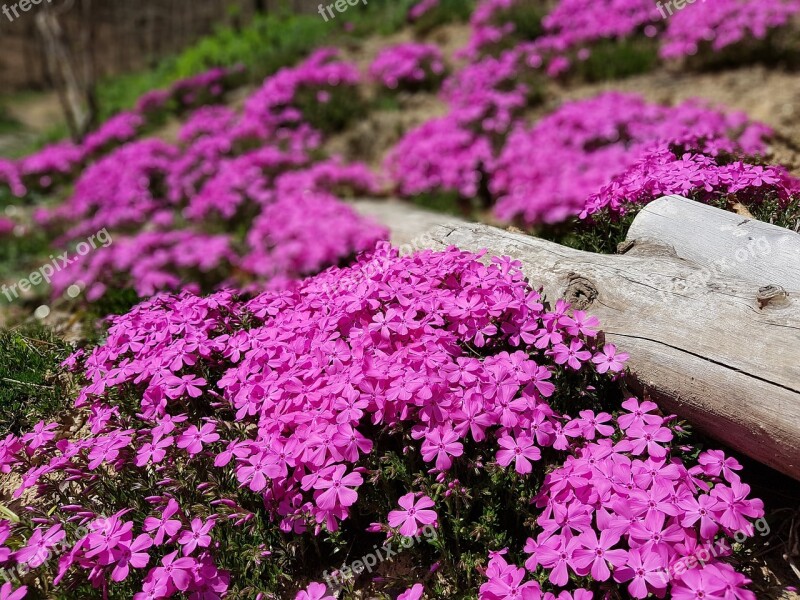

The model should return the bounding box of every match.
[77,287,142,343]
[477,1,547,56]
[750,194,800,231]
[542,190,800,257]
[95,67,176,122]
[9,122,73,158]
[408,0,476,36]
[294,84,366,134]
[410,191,480,217]
[573,37,660,82]
[0,107,22,135]
[0,323,72,436]
[0,228,52,284]
[170,13,328,82]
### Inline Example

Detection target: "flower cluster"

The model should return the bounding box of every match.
[27,49,382,303]
[385,116,493,198]
[488,92,776,225]
[582,145,800,219]
[81,112,145,157]
[463,0,535,58]
[369,43,446,92]
[464,0,800,75]
[385,48,534,199]
[243,47,361,134]
[0,67,243,202]
[1,243,767,598]
[4,141,85,197]
[170,66,244,112]
[481,399,764,599]
[137,65,245,118]
[441,51,534,135]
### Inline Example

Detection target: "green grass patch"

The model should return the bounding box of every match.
[573,37,660,82]
[0,323,73,436]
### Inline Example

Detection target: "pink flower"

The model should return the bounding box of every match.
[613,547,669,598]
[534,534,582,586]
[420,427,463,471]
[572,529,628,581]
[0,583,27,600]
[178,518,214,555]
[296,582,335,600]
[313,464,363,510]
[21,421,58,451]
[111,533,153,582]
[672,566,727,600]
[398,583,425,600]
[496,434,541,475]
[152,550,196,592]
[388,493,437,536]
[177,422,219,456]
[143,499,183,545]
[626,423,673,458]
[591,344,628,373]
[552,339,592,370]
[14,524,65,568]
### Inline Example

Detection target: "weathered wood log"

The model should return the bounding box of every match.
[352,198,800,480]
[625,194,800,291]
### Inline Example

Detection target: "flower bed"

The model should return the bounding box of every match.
[369,43,447,92]
[0,246,767,599]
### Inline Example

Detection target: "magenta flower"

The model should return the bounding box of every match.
[135,435,173,466]
[613,547,668,598]
[679,494,720,539]
[697,449,743,482]
[572,529,628,581]
[672,566,727,600]
[295,582,335,600]
[14,524,65,568]
[618,397,663,430]
[176,422,219,456]
[626,423,673,458]
[110,533,153,582]
[151,550,196,592]
[575,410,615,440]
[143,499,182,545]
[552,339,592,370]
[398,583,425,600]
[313,464,363,510]
[420,427,463,470]
[21,421,58,451]
[163,374,207,399]
[534,534,582,586]
[388,493,438,536]
[178,517,214,555]
[0,583,27,600]
[591,344,628,373]
[496,434,541,475]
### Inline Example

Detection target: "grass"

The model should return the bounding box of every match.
[92,0,471,121]
[0,227,52,285]
[0,107,22,135]
[573,37,661,82]
[0,323,73,436]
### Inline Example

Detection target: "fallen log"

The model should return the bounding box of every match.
[625,194,800,291]
[353,198,800,480]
